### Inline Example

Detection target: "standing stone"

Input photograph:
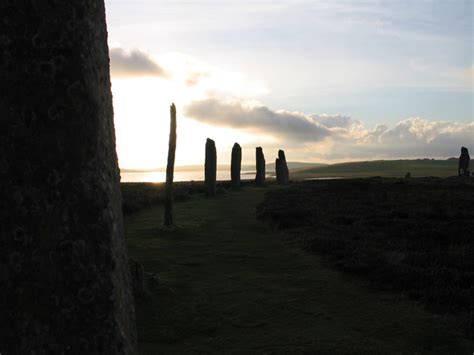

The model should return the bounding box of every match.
[0,2,136,353]
[275,158,281,183]
[205,138,217,196]
[255,147,266,186]
[459,147,470,177]
[276,149,289,184]
[164,103,177,226]
[231,143,242,190]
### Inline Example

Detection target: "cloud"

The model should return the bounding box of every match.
[185,71,210,86]
[184,98,332,142]
[354,118,474,157]
[310,117,474,161]
[310,114,358,129]
[109,47,167,78]
[184,97,473,160]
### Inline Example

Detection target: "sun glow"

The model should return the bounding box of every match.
[111,51,269,170]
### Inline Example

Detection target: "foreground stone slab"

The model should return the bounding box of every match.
[0,2,137,353]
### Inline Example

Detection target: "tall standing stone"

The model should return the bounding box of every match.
[276,149,289,184]
[459,147,470,177]
[205,138,217,196]
[231,143,242,190]
[275,158,281,183]
[0,2,137,353]
[164,103,177,226]
[255,147,266,186]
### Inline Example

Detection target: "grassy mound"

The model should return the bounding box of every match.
[292,159,459,178]
[257,177,474,335]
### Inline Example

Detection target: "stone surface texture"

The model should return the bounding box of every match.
[205,138,217,196]
[255,147,266,186]
[231,143,242,190]
[0,2,137,353]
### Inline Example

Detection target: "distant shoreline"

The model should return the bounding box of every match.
[120,158,457,174]
[120,159,462,183]
[120,161,327,173]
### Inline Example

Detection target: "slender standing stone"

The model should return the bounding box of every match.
[164,103,177,226]
[205,138,217,196]
[459,147,470,177]
[275,158,281,183]
[276,149,289,184]
[255,147,266,186]
[231,143,242,190]
[0,2,136,353]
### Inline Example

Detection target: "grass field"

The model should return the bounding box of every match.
[291,159,460,179]
[123,183,473,353]
[258,178,474,335]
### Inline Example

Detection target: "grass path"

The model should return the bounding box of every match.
[124,187,472,354]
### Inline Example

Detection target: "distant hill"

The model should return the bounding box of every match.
[121,160,460,178]
[292,159,460,179]
[267,162,327,170]
[121,162,326,173]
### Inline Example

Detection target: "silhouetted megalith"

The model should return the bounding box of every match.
[231,143,242,189]
[459,147,470,177]
[276,150,289,184]
[275,158,280,182]
[205,138,217,196]
[164,103,177,226]
[255,147,266,186]
[0,2,136,353]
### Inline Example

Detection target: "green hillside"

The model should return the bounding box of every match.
[267,161,326,170]
[291,159,460,178]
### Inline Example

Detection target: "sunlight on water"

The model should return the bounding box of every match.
[120,170,257,183]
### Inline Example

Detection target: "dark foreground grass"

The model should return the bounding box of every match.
[124,184,472,353]
[258,177,474,337]
[121,180,257,215]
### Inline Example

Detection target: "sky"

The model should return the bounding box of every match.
[104,0,473,169]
